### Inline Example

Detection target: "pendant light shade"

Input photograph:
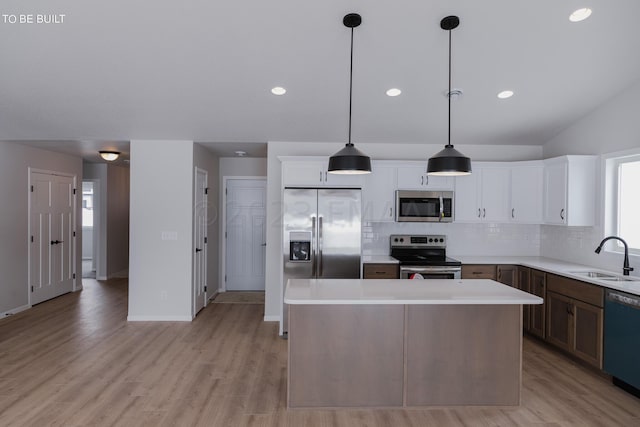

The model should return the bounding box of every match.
[328,13,371,175]
[427,15,471,176]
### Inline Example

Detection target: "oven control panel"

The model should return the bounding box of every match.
[390,234,446,248]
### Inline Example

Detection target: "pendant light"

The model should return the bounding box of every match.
[427,15,472,176]
[328,13,371,175]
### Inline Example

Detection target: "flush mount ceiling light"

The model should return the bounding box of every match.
[271,86,286,95]
[569,8,592,22]
[234,150,247,157]
[427,15,472,177]
[99,150,120,161]
[386,88,402,97]
[497,90,514,99]
[328,13,371,175]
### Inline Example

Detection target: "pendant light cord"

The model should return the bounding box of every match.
[347,27,354,146]
[447,28,452,148]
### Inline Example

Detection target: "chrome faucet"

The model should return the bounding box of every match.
[595,236,634,276]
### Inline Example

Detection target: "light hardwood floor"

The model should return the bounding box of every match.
[1,279,639,426]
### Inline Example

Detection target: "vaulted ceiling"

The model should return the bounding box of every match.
[2,1,640,159]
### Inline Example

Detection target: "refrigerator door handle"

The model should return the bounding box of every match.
[311,216,317,276]
[318,216,323,277]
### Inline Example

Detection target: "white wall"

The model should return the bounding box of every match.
[263,141,544,322]
[194,144,220,305]
[219,157,267,177]
[540,80,640,278]
[0,141,82,315]
[128,140,195,321]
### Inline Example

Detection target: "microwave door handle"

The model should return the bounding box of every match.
[439,195,444,221]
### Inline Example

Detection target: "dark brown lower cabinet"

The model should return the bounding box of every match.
[496,265,518,287]
[545,274,603,369]
[363,263,399,279]
[518,266,531,331]
[529,269,546,338]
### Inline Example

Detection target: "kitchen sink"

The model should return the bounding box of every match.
[570,271,639,282]
[600,277,639,282]
[570,271,617,278]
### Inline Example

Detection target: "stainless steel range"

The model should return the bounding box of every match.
[390,234,461,279]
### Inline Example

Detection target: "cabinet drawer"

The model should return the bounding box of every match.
[461,264,496,280]
[547,274,604,308]
[363,264,399,279]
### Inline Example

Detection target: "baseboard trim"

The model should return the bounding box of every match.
[1,304,31,319]
[127,315,193,322]
[263,315,280,322]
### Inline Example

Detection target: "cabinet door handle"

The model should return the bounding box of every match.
[425,176,429,186]
[389,207,393,218]
[324,171,327,182]
[512,208,515,218]
[560,208,565,220]
[319,171,322,182]
[483,208,486,218]
[477,208,481,218]
[421,176,424,186]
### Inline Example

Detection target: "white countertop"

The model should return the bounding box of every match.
[284,278,543,305]
[362,255,399,264]
[452,256,640,296]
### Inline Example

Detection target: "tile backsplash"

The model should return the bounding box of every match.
[363,222,541,257]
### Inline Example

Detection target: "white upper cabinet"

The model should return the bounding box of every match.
[454,170,480,222]
[362,162,397,222]
[510,162,543,224]
[281,157,365,187]
[454,163,510,222]
[543,155,597,226]
[396,164,454,190]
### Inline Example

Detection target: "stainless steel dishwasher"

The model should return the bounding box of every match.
[604,289,640,395]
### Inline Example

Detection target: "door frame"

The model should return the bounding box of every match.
[220,176,267,292]
[193,167,208,316]
[27,168,78,306]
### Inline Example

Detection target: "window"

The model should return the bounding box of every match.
[618,159,640,249]
[82,181,94,227]
[606,152,640,253]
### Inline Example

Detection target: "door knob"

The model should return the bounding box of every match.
[261,243,267,246]
[195,248,202,253]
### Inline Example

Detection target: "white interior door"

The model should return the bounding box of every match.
[193,168,208,315]
[30,171,75,305]
[225,179,266,291]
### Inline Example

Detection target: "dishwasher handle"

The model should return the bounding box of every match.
[607,290,640,309]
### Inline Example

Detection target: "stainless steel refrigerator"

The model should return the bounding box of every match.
[282,188,362,334]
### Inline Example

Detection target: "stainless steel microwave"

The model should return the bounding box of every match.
[396,190,454,222]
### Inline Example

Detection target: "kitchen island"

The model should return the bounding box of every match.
[285,278,543,408]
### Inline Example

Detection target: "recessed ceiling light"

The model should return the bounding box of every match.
[386,88,402,97]
[234,150,247,157]
[497,90,514,99]
[569,8,592,22]
[271,86,286,95]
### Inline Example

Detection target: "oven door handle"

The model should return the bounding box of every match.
[400,266,461,273]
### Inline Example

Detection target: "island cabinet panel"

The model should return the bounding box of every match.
[363,263,399,279]
[405,304,522,406]
[288,304,405,408]
[545,274,603,368]
[461,264,496,279]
